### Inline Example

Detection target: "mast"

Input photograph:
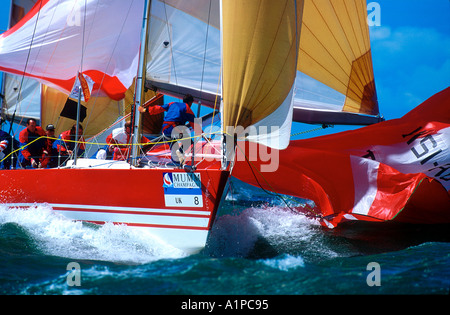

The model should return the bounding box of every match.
[73,83,82,165]
[131,0,152,166]
[219,0,227,171]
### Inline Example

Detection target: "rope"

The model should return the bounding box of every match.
[199,0,213,101]
[290,124,331,138]
[233,140,322,219]
[9,0,44,135]
[209,65,222,135]
[0,129,222,164]
[0,135,54,163]
[82,0,135,132]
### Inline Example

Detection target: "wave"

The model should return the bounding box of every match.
[0,200,370,266]
[0,204,186,264]
[1,202,328,265]
[205,205,343,262]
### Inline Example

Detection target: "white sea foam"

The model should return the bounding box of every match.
[261,254,305,271]
[0,202,340,263]
[0,204,186,264]
[207,205,339,260]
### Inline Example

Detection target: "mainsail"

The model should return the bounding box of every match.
[145,0,222,107]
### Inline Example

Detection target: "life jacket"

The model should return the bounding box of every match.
[54,130,86,155]
[18,126,46,160]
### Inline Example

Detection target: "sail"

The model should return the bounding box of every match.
[146,0,300,149]
[1,0,43,127]
[0,0,144,101]
[146,0,221,107]
[1,0,382,144]
[0,0,147,137]
[40,85,124,137]
[147,0,381,132]
[147,0,381,148]
[294,0,380,124]
[162,0,220,29]
[233,87,450,227]
[2,72,41,125]
[221,0,302,149]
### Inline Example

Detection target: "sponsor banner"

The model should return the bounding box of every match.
[163,173,203,207]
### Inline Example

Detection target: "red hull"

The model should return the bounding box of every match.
[0,166,229,253]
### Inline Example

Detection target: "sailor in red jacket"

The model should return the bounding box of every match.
[40,124,58,168]
[53,124,86,160]
[105,121,151,160]
[19,118,47,168]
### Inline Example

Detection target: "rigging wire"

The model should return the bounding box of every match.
[81,0,136,134]
[290,124,331,138]
[198,0,213,105]
[8,0,44,136]
[80,0,87,74]
[73,0,88,161]
[234,141,322,219]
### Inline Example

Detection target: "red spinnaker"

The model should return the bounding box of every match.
[234,87,450,227]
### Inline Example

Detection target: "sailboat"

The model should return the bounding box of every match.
[0,0,233,254]
[2,0,445,254]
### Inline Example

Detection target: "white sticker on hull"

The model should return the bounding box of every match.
[163,172,203,208]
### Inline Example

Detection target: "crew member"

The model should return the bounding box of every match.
[0,129,19,169]
[41,124,58,168]
[139,94,202,137]
[19,118,47,168]
[105,121,151,160]
[53,124,86,163]
[138,94,203,164]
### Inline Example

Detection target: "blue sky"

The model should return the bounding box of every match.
[371,0,450,119]
[1,0,449,138]
[0,0,9,33]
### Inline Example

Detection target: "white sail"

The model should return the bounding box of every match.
[146,0,221,106]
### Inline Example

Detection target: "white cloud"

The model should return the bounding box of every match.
[369,26,391,41]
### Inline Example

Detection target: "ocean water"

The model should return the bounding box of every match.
[0,178,449,298]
